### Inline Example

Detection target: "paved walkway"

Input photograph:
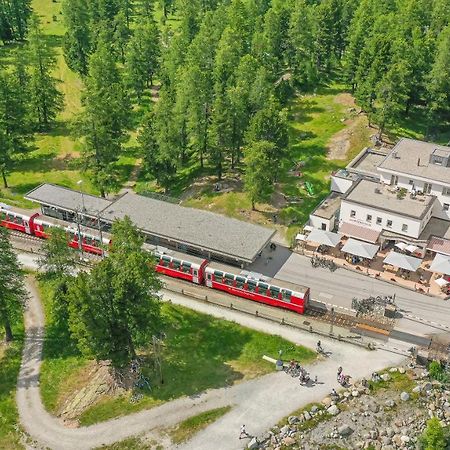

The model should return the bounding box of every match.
[16,279,407,450]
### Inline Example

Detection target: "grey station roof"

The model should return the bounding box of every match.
[378,138,450,184]
[101,192,275,263]
[25,183,112,215]
[343,178,435,220]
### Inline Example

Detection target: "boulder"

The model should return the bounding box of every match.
[381,373,391,382]
[288,416,299,425]
[400,435,410,444]
[247,437,259,449]
[327,405,340,416]
[370,429,379,440]
[399,367,406,374]
[352,390,360,397]
[338,424,353,437]
[280,425,290,436]
[310,405,319,414]
[389,367,398,373]
[322,397,332,407]
[412,385,422,394]
[282,436,296,447]
[385,399,395,408]
[400,392,410,401]
[303,411,311,421]
[422,382,432,392]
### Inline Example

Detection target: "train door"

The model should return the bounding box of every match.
[23,219,31,234]
[192,268,199,284]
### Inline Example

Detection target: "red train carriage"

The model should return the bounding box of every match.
[33,217,58,238]
[149,246,208,285]
[66,227,110,256]
[0,206,38,234]
[204,265,309,314]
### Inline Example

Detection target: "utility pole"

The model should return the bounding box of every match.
[153,335,164,385]
[77,180,86,213]
[330,307,335,336]
[96,210,104,257]
[75,207,84,258]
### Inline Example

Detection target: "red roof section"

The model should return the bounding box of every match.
[339,222,380,244]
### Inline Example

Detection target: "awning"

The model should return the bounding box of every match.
[306,228,341,247]
[296,234,307,241]
[427,237,450,257]
[430,253,450,274]
[405,244,419,254]
[341,238,379,259]
[395,242,408,251]
[339,222,380,243]
[434,277,449,287]
[383,251,422,272]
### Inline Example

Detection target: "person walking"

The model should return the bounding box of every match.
[337,366,343,381]
[239,424,249,439]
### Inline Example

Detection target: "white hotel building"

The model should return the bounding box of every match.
[309,138,450,256]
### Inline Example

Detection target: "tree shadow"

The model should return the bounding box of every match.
[142,304,255,401]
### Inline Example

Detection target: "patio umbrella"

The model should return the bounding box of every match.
[434,277,449,287]
[395,242,408,251]
[306,228,341,247]
[296,234,306,242]
[383,251,422,272]
[430,253,450,275]
[405,244,419,254]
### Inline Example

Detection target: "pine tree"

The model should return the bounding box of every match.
[244,140,275,210]
[27,15,63,130]
[426,24,450,131]
[62,0,92,76]
[75,38,132,197]
[0,227,27,342]
[0,65,32,189]
[113,11,131,64]
[0,0,32,43]
[125,18,160,101]
[67,217,162,368]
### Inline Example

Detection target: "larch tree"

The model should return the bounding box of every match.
[67,217,162,368]
[0,64,32,189]
[75,37,131,197]
[244,140,276,210]
[125,18,161,101]
[426,24,450,131]
[62,0,92,76]
[0,227,27,342]
[27,15,63,130]
[0,0,32,43]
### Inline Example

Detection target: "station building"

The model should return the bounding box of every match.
[25,183,275,267]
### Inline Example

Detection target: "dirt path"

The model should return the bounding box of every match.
[16,278,406,450]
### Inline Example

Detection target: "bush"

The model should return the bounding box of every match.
[420,418,448,450]
[428,361,449,383]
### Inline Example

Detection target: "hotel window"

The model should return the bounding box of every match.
[444,203,450,211]
[387,220,393,228]
[376,217,382,225]
[402,224,408,232]
[442,187,450,196]
[366,214,372,222]
[424,182,432,194]
[350,210,356,218]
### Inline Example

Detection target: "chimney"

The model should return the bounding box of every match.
[417,157,420,166]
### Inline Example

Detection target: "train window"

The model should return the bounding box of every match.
[247,280,256,292]
[224,273,234,285]
[269,287,280,298]
[160,256,170,266]
[214,270,223,280]
[235,276,246,289]
[282,290,292,301]
[258,282,268,293]
[172,259,181,270]
[181,262,191,273]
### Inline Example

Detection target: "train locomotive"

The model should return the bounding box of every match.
[1,204,309,314]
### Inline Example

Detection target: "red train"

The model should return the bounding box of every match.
[0,205,109,255]
[1,204,309,314]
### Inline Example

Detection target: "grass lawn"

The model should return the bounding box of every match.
[0,323,25,450]
[169,406,232,444]
[37,279,315,425]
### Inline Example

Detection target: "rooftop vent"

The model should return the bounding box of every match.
[392,151,400,159]
[375,187,382,194]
